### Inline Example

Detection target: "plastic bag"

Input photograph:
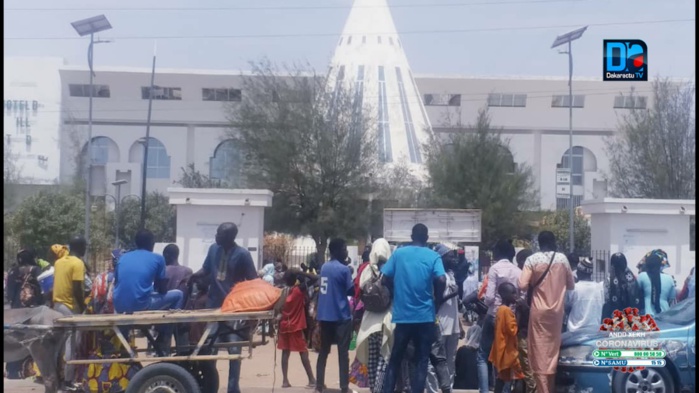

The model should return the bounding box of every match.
[464,324,481,350]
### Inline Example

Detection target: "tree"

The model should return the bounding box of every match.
[606,78,696,199]
[226,59,377,258]
[175,163,223,188]
[9,187,113,264]
[424,108,538,247]
[116,192,176,248]
[538,209,591,255]
[4,143,22,212]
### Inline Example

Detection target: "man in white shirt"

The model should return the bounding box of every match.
[566,258,604,332]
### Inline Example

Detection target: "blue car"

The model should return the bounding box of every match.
[556,297,695,393]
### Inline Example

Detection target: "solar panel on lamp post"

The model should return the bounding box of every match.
[71,14,112,263]
[551,25,587,254]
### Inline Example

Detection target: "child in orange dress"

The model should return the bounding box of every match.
[489,282,524,393]
[277,269,317,388]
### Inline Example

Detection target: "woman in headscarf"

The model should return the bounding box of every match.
[601,253,641,322]
[350,238,395,393]
[636,249,670,273]
[637,251,676,316]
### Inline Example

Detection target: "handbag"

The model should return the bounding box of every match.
[526,251,556,307]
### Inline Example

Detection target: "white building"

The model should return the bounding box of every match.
[54,62,650,210]
[3,0,672,212]
[328,0,432,168]
[4,57,65,185]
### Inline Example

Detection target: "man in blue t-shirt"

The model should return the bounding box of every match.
[113,229,185,354]
[381,224,447,393]
[314,238,354,393]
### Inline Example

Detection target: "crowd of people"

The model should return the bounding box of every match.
[4,220,696,393]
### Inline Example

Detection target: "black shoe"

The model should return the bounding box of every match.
[63,382,82,392]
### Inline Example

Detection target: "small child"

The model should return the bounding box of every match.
[277,269,316,388]
[488,282,524,393]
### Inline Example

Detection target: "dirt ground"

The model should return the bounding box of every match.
[4,332,479,392]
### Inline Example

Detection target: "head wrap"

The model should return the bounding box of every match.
[637,249,669,272]
[369,238,392,266]
[578,257,594,275]
[50,244,69,260]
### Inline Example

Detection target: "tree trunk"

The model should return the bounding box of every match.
[315,236,328,268]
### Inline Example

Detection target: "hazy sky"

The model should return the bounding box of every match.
[3,0,695,79]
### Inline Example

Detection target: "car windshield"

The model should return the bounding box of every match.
[654,297,695,326]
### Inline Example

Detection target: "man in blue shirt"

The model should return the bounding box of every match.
[314,238,354,393]
[113,229,184,355]
[381,224,446,393]
[189,222,257,393]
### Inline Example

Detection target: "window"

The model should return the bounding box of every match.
[389,37,394,45]
[378,36,382,44]
[210,140,244,186]
[378,66,392,163]
[552,95,585,108]
[338,37,343,46]
[556,146,598,210]
[133,138,170,178]
[614,95,648,109]
[396,67,421,164]
[202,88,242,102]
[424,94,461,106]
[142,86,182,100]
[69,84,110,98]
[487,93,527,107]
[347,36,352,45]
[84,136,119,165]
[362,36,366,44]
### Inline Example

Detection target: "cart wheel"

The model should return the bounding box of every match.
[181,361,219,393]
[125,362,201,393]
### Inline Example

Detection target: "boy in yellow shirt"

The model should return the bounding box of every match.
[53,236,87,391]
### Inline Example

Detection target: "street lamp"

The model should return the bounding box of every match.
[112,179,128,248]
[552,25,587,253]
[71,14,112,260]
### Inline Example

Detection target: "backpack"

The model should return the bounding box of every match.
[19,266,41,307]
[360,268,391,313]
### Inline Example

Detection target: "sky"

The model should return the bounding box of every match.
[3,0,696,79]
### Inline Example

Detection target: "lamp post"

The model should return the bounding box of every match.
[140,44,158,230]
[551,25,587,253]
[71,14,112,261]
[111,179,128,248]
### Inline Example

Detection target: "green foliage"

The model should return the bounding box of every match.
[424,109,538,247]
[8,188,113,263]
[227,59,376,253]
[116,192,176,248]
[538,210,591,255]
[175,163,225,189]
[606,78,696,199]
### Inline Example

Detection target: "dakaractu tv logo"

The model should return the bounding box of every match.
[603,39,648,81]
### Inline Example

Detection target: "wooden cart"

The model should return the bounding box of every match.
[52,309,274,393]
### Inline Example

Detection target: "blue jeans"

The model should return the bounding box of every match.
[477,314,495,393]
[478,314,511,393]
[202,324,245,393]
[382,322,436,393]
[149,290,184,351]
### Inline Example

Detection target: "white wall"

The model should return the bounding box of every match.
[169,188,273,272]
[4,57,65,184]
[583,198,696,284]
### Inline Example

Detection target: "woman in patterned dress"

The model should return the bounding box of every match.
[601,252,641,322]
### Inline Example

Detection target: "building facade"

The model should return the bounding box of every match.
[4,54,655,211]
[54,61,650,210]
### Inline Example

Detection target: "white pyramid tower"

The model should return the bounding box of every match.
[328,0,433,166]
